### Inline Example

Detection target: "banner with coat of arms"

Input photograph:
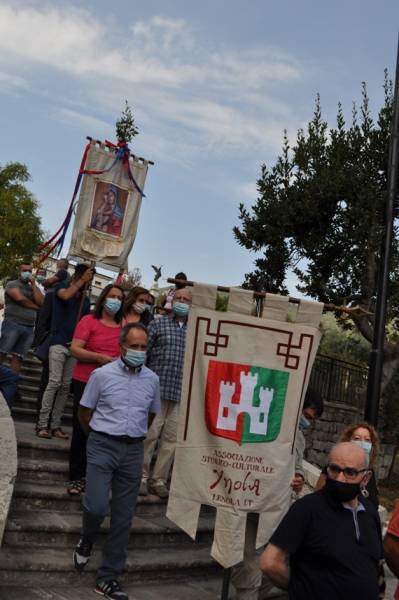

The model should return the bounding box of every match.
[166,283,323,568]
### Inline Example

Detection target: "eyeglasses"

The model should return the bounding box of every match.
[327,463,368,481]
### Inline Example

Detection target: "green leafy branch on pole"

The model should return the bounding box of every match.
[115,100,139,144]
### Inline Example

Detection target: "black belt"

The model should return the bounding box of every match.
[92,430,145,444]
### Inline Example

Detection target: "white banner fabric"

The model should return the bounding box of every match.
[68,140,149,270]
[167,295,322,567]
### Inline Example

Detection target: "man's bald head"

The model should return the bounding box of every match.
[329,441,367,469]
[174,287,192,304]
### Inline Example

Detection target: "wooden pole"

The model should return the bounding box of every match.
[167,278,373,317]
[86,136,154,165]
[221,568,231,600]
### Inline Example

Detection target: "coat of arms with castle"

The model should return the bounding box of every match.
[205,360,289,444]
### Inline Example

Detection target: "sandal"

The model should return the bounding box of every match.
[36,428,52,439]
[52,428,69,440]
[67,479,85,496]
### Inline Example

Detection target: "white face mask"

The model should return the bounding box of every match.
[352,439,372,455]
[133,302,146,315]
[173,301,190,317]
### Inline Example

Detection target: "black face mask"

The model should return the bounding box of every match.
[325,477,361,503]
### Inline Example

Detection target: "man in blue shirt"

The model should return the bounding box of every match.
[73,322,160,600]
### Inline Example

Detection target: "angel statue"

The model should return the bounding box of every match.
[151,264,162,282]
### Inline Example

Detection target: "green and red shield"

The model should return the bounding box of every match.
[205,360,289,445]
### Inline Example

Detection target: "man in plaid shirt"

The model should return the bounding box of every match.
[140,287,192,498]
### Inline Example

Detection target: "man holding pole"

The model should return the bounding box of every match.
[36,264,93,439]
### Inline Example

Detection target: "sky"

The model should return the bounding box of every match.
[1,0,399,291]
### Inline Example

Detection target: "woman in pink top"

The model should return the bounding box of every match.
[67,284,124,495]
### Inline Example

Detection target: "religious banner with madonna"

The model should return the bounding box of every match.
[166,283,323,568]
[68,139,150,271]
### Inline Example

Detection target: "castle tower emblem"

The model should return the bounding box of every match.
[217,372,274,436]
[205,360,289,445]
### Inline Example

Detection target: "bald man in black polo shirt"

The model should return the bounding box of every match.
[260,442,382,600]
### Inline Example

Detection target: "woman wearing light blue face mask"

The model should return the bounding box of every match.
[67,284,124,496]
[316,421,380,508]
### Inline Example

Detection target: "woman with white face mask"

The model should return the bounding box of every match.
[67,284,124,496]
[316,421,380,508]
[123,286,153,328]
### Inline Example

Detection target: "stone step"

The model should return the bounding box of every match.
[12,391,73,422]
[0,579,223,599]
[16,382,73,402]
[5,354,42,370]
[18,375,42,390]
[18,376,41,390]
[4,509,214,549]
[15,421,71,461]
[14,422,160,465]
[19,363,42,376]
[17,457,70,482]
[13,395,39,414]
[16,388,73,406]
[12,405,73,424]
[11,481,168,516]
[0,545,221,586]
[18,440,70,461]
[17,379,43,401]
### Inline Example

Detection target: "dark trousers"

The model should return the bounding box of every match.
[82,431,143,581]
[0,364,20,408]
[69,379,87,481]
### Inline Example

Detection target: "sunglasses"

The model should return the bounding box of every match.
[327,463,368,481]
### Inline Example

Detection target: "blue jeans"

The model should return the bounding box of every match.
[0,364,20,407]
[82,431,143,581]
[0,319,34,357]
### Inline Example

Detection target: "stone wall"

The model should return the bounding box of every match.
[0,392,17,544]
[304,400,395,481]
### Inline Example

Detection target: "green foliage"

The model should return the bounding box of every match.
[234,71,399,427]
[234,72,399,352]
[115,100,139,143]
[216,292,228,312]
[119,268,142,291]
[234,75,395,308]
[319,313,370,366]
[0,162,44,282]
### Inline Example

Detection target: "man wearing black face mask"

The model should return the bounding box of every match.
[260,442,383,600]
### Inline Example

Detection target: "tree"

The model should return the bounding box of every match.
[119,268,142,291]
[0,162,44,282]
[115,100,139,143]
[318,313,370,366]
[234,71,399,392]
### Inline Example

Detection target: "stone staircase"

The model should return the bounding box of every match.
[0,354,222,598]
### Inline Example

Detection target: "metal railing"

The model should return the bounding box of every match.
[309,354,368,409]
